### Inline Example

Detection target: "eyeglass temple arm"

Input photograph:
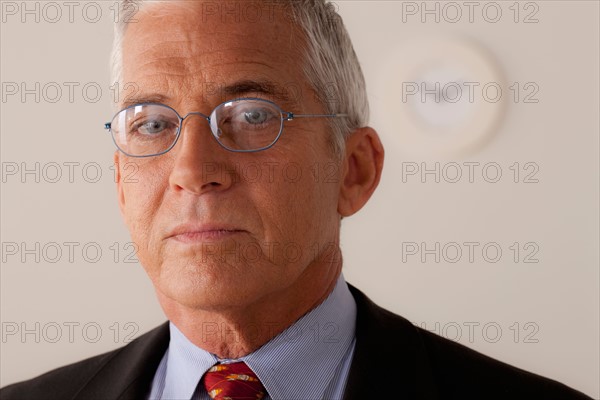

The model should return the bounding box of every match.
[285,113,348,121]
[104,112,348,126]
[103,114,348,128]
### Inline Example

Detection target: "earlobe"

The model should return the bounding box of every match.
[337,127,385,217]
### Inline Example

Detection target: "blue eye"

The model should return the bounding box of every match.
[244,109,269,125]
[138,119,169,135]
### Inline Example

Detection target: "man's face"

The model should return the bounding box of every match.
[116,1,344,312]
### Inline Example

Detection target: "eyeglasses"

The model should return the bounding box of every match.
[104,97,348,157]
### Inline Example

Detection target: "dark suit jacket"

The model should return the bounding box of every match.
[1,285,593,399]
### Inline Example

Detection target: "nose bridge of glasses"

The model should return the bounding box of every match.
[179,111,214,134]
[181,111,210,124]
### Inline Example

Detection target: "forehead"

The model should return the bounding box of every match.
[121,1,308,105]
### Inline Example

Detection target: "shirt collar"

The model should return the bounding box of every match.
[161,274,356,399]
[242,273,356,399]
[160,324,218,399]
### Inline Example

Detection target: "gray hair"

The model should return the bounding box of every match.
[110,0,369,157]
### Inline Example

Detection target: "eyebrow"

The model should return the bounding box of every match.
[222,80,282,98]
[121,94,170,109]
[120,79,290,110]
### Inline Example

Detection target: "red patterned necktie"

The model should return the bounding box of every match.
[203,362,266,400]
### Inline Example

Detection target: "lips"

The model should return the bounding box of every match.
[166,223,246,243]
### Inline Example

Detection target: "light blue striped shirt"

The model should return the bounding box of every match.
[148,274,357,400]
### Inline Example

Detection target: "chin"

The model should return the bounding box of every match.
[154,261,265,310]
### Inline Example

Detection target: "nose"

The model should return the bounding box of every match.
[168,114,237,195]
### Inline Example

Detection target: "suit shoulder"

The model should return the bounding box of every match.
[415,326,591,398]
[0,347,121,400]
[348,284,592,399]
[0,323,169,400]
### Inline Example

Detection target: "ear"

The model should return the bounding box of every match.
[337,127,384,217]
[114,151,126,216]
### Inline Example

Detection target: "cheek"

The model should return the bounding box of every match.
[251,153,341,250]
[120,160,169,251]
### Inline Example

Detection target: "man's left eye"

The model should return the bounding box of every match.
[243,109,270,124]
[140,120,168,134]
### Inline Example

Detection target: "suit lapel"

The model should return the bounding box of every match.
[343,285,439,399]
[72,322,170,400]
[67,287,438,399]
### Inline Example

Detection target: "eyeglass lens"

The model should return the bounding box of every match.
[109,99,284,156]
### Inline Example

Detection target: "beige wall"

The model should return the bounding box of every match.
[1,1,598,397]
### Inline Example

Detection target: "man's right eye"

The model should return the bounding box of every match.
[132,119,170,135]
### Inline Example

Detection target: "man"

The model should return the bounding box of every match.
[0,1,592,399]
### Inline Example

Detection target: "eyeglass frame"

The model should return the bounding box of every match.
[104,97,348,157]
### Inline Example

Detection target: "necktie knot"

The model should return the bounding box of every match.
[203,361,266,400]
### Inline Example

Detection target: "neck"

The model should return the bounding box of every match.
[158,247,343,359]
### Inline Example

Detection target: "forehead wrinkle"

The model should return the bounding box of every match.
[126,57,191,78]
[131,5,299,58]
[140,42,283,71]
[123,2,314,112]
[130,40,209,70]
[124,4,304,76]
